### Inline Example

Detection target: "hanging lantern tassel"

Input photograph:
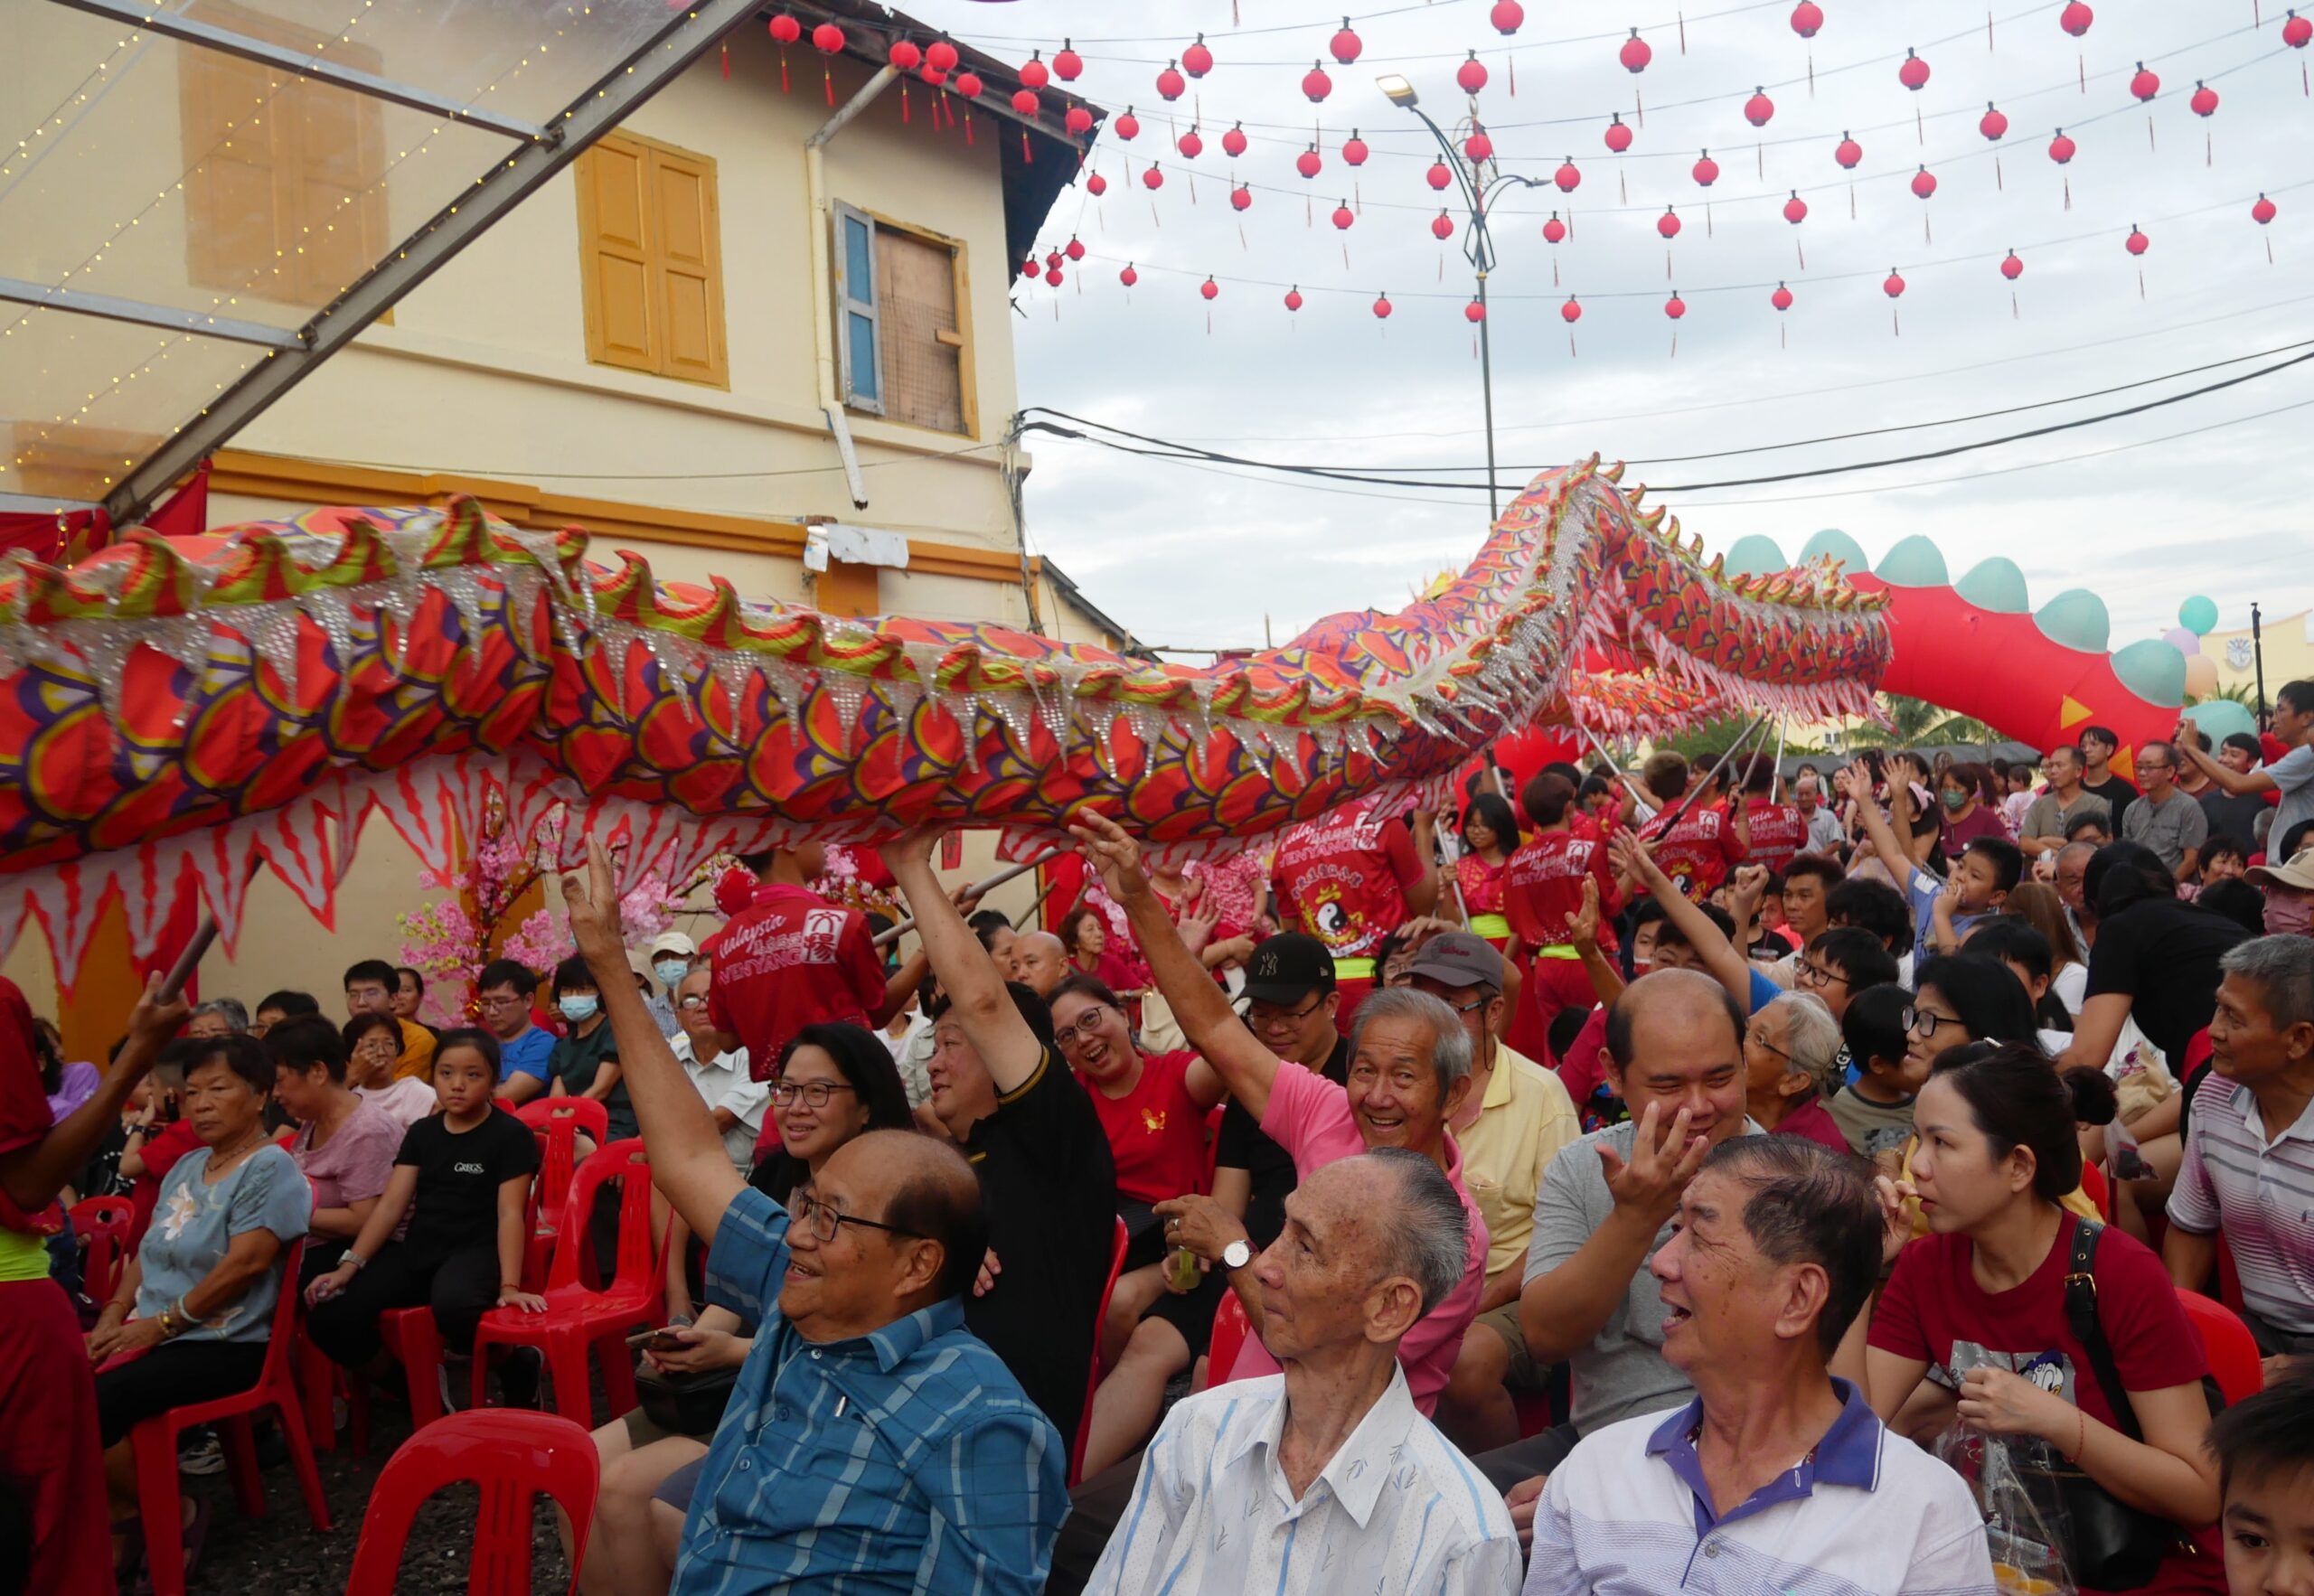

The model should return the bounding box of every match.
[780,49,790,94]
[1679,10,1688,51]
[721,40,730,79]
[1849,184,1857,219]
[1665,248,1672,281]
[1996,153,2004,190]
[825,63,835,107]
[2148,116,2156,152]
[1238,222,1246,250]
[2139,269,2146,301]
[1022,129,1033,164]
[1636,90,1645,129]
[1797,239,1806,269]
[1707,202,1715,238]
[1620,169,1628,203]
[1893,306,1901,336]
[1553,258,1560,286]
[964,106,974,145]
[2012,290,2019,319]
[2064,174,2072,211]
[2206,129,2213,166]
[1924,211,1933,244]
[1188,172,1196,203]
[900,81,910,123]
[1757,142,1764,178]
[1510,55,1517,95]
[1987,10,1995,50]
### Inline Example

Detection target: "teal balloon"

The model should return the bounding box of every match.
[2178,595,2219,635]
[1722,535,1788,578]
[2187,699,2256,744]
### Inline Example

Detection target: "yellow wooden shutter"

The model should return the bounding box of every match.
[649,146,727,387]
[577,136,658,373]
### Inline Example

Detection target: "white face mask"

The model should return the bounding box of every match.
[654,959,691,990]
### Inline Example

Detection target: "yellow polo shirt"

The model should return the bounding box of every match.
[1453,1043,1582,1281]
[390,1018,437,1082]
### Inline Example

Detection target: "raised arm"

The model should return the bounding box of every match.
[1609,832,1754,1013]
[1070,810,1281,1122]
[880,831,1042,1097]
[1566,877,1626,1008]
[2,974,186,1215]
[562,842,744,1244]
[2176,718,2276,796]
[1839,759,1917,884]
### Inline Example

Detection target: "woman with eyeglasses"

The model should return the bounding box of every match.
[1743,991,1848,1150]
[568,1022,912,1596]
[1049,971,1231,1479]
[1453,791,1521,952]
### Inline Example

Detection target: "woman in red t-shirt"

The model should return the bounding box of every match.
[1050,972,1228,1478]
[1858,1042,2225,1594]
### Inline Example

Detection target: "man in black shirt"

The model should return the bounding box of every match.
[2058,843,2250,1074]
[2078,725,2140,836]
[883,831,1115,1447]
[2200,732,2274,858]
[1213,934,1350,1253]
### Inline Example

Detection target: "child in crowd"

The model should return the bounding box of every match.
[1828,982,1922,1163]
[118,1074,199,1252]
[2206,1366,2314,1594]
[304,1030,547,1407]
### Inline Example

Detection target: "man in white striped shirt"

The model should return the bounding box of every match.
[2165,934,2314,1366]
[1086,1150,1519,1596]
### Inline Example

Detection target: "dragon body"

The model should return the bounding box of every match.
[0,456,1889,981]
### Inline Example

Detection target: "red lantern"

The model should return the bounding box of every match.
[2125,225,2149,255]
[1115,108,1139,139]
[1555,157,1582,192]
[1303,62,1333,102]
[1047,251,1063,270]
[1178,127,1203,159]
[2253,192,2278,223]
[1542,212,1567,243]
[2060,2,2093,35]
[1064,236,1086,261]
[2049,129,2076,164]
[1299,147,1324,179]
[1772,282,1794,310]
[1980,103,2008,140]
[1183,34,1213,77]
[1658,206,1681,239]
[1086,171,1107,195]
[1011,89,1039,117]
[1331,17,1363,63]
[1120,263,1139,286]
[1425,160,1453,191]
[1458,52,1490,93]
[811,21,843,53]
[1898,48,1930,90]
[1332,201,1356,230]
[1222,122,1248,158]
[1054,41,1083,80]
[1491,1,1525,34]
[1432,210,1455,240]
[1665,292,1686,320]
[889,38,922,72]
[1883,269,1905,298]
[2130,62,2159,100]
[2288,10,2313,47]
[1561,296,1583,323]
[1284,286,1303,312]
[768,13,801,44]
[1229,183,1251,211]
[1022,255,1039,277]
[1792,1,1824,37]
[1155,61,1185,101]
[2190,81,2219,117]
[1343,132,1369,165]
[1020,52,1049,90]
[1621,28,1651,72]
[1465,298,1486,324]
[1374,294,1394,318]
[922,66,946,88]
[1465,128,1494,163]
[1199,276,1218,300]
[1911,166,1937,199]
[1065,104,1094,136]
[1693,150,1720,187]
[2000,249,2024,278]
[1604,114,1633,153]
[1783,191,1808,223]
[1143,164,1164,190]
[1745,88,1775,127]
[1834,132,1862,168]
[926,38,958,72]
[1044,266,1063,286]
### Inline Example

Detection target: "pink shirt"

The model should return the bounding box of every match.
[1236,1062,1490,1413]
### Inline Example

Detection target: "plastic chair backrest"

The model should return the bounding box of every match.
[516,1099,607,1216]
[343,1410,600,1596]
[2080,1160,2112,1222]
[70,1196,133,1295]
[547,1138,654,1294]
[260,1238,308,1388]
[1069,1218,1132,1486]
[2178,1289,2263,1404]
[1207,1291,1253,1387]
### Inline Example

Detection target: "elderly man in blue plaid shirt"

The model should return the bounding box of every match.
[562,842,1067,1595]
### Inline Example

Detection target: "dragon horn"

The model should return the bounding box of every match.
[1640,506,1668,532]
[1601,460,1626,483]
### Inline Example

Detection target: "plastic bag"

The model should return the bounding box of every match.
[1935,1426,2078,1596]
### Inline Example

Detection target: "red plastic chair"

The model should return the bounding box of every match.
[516,1099,608,1291]
[2178,1289,2264,1404]
[469,1138,664,1424]
[2081,1160,2112,1223]
[69,1195,133,1303]
[1199,1104,1227,1197]
[1069,1217,1132,1488]
[115,1239,331,1596]
[345,1410,599,1596]
[1206,1291,1254,1390]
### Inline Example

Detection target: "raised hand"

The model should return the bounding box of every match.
[1068,808,1151,906]
[1608,830,1664,887]
[1729,863,1770,920]
[124,972,192,1050]
[1871,1174,1916,1268]
[1594,1101,1709,1228]
[1834,759,1874,804]
[1562,875,1602,947]
[558,839,627,965]
[877,827,941,878]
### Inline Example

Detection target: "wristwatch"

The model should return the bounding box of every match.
[1219,1238,1253,1273]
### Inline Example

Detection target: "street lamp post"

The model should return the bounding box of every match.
[1378,74,1553,521]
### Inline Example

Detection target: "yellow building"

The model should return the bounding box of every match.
[2,5,1131,1047]
[2204,611,2314,703]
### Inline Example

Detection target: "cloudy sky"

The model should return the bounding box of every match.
[908,0,2310,659]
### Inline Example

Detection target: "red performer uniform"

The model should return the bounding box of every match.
[0,976,114,1596]
[1502,831,1620,1058]
[1742,796,1807,876]
[1454,853,1512,952]
[1270,797,1426,1033]
[1637,802,1746,901]
[708,882,887,1155]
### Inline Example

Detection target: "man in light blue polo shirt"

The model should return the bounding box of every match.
[1522,1138,1994,1596]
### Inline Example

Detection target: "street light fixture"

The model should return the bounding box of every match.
[1378,73,1553,519]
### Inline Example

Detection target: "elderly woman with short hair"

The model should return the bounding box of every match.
[1745,990,1848,1151]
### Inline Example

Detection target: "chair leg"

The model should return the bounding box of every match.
[599,1331,640,1421]
[131,1421,187,1596]
[469,1328,499,1411]
[296,1338,335,1454]
[268,1390,334,1533]
[397,1316,446,1430]
[547,1333,594,1427]
[220,1415,265,1518]
[345,1372,371,1459]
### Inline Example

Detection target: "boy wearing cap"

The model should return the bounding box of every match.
[1408,931,1583,1455]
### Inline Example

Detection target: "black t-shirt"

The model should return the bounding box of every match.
[962,1045,1117,1441]
[2198,786,2268,855]
[2084,896,2250,1066]
[2081,774,2139,834]
[1214,1035,1350,1252]
[548,1020,636,1141]
[396,1105,541,1263]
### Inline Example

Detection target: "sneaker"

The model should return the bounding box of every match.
[177,1430,224,1477]
[499,1347,543,1411]
[437,1357,461,1415]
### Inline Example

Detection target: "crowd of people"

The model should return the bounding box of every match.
[4,683,2314,1594]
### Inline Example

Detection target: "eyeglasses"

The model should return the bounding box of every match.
[1795,962,1850,990]
[768,1079,857,1109]
[476,994,528,1010]
[1746,1026,1791,1060]
[789,1189,925,1244]
[1249,994,1325,1031]
[1436,993,1492,1016]
[1902,1007,1959,1040]
[676,994,711,1010]
[1054,1003,1114,1047]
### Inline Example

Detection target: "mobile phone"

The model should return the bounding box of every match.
[625,1328,686,1353]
